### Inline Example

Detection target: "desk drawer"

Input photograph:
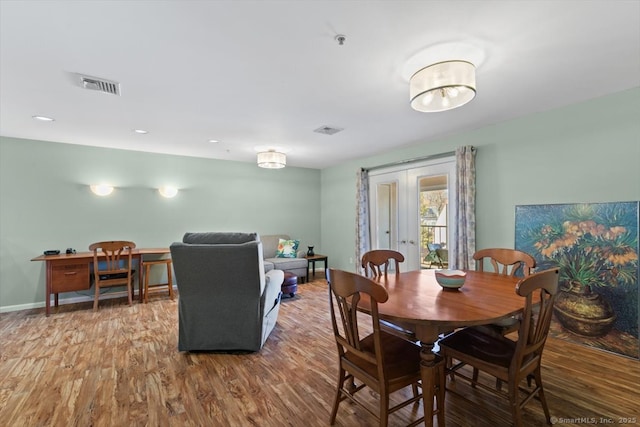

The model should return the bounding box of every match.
[51,263,90,292]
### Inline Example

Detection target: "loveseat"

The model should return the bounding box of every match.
[170,232,284,352]
[261,234,309,283]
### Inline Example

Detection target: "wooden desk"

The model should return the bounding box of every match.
[31,248,170,316]
[360,269,523,427]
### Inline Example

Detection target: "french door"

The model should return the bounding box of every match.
[368,158,456,271]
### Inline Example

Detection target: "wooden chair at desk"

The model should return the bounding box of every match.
[89,241,137,311]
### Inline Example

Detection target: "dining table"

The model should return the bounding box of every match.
[358,269,525,427]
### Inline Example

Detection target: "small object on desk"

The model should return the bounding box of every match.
[44,250,60,256]
[66,248,76,254]
[435,269,466,290]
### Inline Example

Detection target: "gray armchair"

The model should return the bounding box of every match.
[170,232,284,352]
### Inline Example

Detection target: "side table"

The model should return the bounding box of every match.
[305,254,328,279]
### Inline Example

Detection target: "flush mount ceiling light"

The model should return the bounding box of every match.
[257,150,286,169]
[158,186,178,198]
[90,184,114,196]
[410,60,476,112]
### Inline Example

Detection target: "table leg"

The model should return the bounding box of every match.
[45,261,52,316]
[138,256,144,302]
[417,327,445,427]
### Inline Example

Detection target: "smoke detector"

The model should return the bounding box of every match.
[77,74,121,95]
[314,125,343,135]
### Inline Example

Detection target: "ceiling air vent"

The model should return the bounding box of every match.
[78,74,121,95]
[314,125,343,135]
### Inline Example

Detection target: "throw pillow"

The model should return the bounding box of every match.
[276,238,300,258]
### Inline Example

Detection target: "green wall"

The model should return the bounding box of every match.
[0,139,321,310]
[2,88,639,311]
[320,88,640,271]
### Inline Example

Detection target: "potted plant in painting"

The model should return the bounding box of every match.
[525,204,637,337]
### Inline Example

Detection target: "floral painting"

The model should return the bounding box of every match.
[515,202,639,359]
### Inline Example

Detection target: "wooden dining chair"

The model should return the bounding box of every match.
[361,249,405,278]
[452,248,538,388]
[89,240,137,311]
[361,250,416,342]
[326,268,428,427]
[439,268,559,427]
[474,248,536,277]
[473,248,537,336]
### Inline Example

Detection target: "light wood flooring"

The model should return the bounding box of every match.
[1,274,639,426]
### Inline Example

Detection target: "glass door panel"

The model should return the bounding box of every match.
[369,158,455,271]
[374,182,397,249]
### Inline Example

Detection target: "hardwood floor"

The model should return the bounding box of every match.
[1,274,638,426]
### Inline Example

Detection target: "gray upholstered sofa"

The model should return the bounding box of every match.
[170,232,284,352]
[260,234,309,283]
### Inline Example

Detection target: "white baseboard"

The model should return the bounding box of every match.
[0,286,177,313]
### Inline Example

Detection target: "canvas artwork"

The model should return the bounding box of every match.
[515,202,639,359]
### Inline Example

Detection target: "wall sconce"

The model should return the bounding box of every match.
[158,186,178,198]
[90,184,114,196]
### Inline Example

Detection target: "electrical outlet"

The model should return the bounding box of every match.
[349,257,353,264]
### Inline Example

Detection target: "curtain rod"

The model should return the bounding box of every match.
[362,150,457,172]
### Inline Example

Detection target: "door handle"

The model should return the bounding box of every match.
[409,240,415,244]
[400,240,407,244]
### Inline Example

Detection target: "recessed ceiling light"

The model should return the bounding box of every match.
[133,129,148,134]
[208,139,219,143]
[32,115,55,122]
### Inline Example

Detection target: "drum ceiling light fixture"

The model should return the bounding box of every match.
[410,60,476,112]
[257,150,286,169]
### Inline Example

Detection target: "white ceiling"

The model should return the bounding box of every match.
[1,1,639,170]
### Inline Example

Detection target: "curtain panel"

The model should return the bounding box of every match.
[355,169,370,273]
[455,146,476,270]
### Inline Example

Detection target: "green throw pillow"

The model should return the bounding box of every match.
[276,239,299,258]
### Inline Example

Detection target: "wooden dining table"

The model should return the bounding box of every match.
[359,269,525,427]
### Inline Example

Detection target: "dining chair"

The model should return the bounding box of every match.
[439,268,559,427]
[361,249,405,278]
[473,248,537,336]
[361,250,416,342]
[89,240,137,311]
[453,248,538,388]
[326,268,429,427]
